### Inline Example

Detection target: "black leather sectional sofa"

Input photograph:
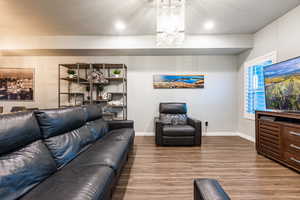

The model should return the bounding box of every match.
[0,105,135,200]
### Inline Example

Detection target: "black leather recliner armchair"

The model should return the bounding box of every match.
[155,103,202,146]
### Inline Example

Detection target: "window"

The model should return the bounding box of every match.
[244,52,277,119]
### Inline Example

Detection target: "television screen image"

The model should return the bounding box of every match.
[264,57,300,111]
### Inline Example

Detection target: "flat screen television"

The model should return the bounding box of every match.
[264,56,300,112]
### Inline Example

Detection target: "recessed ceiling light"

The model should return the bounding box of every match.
[115,21,126,31]
[204,21,215,30]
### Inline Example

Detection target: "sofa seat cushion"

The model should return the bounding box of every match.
[107,128,135,142]
[69,133,131,173]
[0,141,57,200]
[162,125,195,136]
[21,165,114,200]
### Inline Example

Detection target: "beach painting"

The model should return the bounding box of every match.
[153,74,205,89]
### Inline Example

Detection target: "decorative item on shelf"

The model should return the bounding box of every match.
[67,69,76,79]
[102,92,112,101]
[112,69,122,78]
[108,100,123,106]
[88,70,108,84]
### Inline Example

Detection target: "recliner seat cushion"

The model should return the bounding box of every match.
[163,125,195,136]
[20,165,114,200]
[0,141,57,200]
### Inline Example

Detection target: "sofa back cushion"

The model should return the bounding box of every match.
[35,107,86,138]
[83,104,103,122]
[0,112,57,200]
[35,107,96,168]
[83,104,108,140]
[86,118,108,140]
[0,112,41,154]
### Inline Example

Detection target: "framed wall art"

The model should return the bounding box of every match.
[153,74,205,89]
[0,68,34,101]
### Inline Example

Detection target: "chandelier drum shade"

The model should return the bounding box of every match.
[156,0,186,47]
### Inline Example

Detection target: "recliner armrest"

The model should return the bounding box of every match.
[188,118,201,127]
[107,120,134,131]
[188,117,202,146]
[154,117,164,146]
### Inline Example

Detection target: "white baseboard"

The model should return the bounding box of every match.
[135,132,155,136]
[202,131,236,136]
[135,131,255,143]
[136,131,236,137]
[236,132,255,143]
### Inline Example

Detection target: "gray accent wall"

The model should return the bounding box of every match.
[0,55,238,134]
[237,5,300,139]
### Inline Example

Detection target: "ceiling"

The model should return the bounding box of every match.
[0,0,300,36]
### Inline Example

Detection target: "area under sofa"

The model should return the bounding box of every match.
[0,104,135,200]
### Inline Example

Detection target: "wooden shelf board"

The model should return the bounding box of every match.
[106,77,127,81]
[60,92,84,96]
[61,77,87,82]
[109,92,127,95]
[107,105,126,108]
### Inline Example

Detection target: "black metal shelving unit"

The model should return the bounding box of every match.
[58,63,127,120]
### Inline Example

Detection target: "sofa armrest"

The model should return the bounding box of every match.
[188,117,202,146]
[154,117,164,146]
[107,120,134,131]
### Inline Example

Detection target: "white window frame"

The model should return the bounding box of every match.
[244,51,277,120]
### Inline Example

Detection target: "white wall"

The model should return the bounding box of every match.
[0,55,238,134]
[237,5,300,139]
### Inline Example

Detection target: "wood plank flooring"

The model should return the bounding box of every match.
[112,136,300,200]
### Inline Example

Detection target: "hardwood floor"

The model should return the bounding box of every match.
[112,136,300,200]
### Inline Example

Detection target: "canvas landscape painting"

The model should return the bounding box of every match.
[264,57,300,111]
[153,74,204,89]
[0,68,34,101]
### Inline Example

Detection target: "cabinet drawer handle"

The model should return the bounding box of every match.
[289,131,300,136]
[290,144,300,150]
[290,157,300,164]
